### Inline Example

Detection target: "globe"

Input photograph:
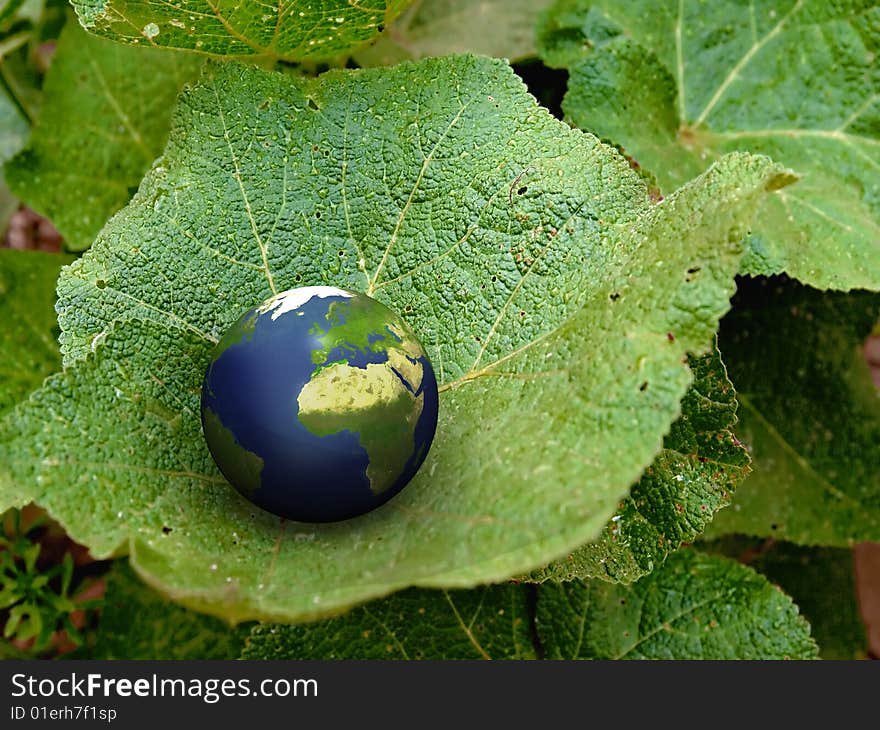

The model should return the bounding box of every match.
[201,286,439,523]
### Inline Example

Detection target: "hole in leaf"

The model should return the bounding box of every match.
[161,526,172,535]
[639,381,648,391]
[610,292,620,301]
[95,279,107,289]
[307,98,319,111]
[517,186,527,195]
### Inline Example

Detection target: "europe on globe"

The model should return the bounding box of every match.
[201,286,439,522]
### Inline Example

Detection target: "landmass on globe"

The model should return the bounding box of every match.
[200,286,439,523]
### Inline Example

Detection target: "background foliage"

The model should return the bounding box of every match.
[0,0,876,659]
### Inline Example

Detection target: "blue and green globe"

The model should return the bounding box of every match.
[201,286,439,523]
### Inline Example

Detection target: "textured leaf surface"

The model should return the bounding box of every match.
[536,548,818,659]
[354,0,553,66]
[700,537,868,659]
[537,0,880,291]
[0,56,788,622]
[708,277,880,545]
[0,249,71,418]
[5,20,202,251]
[241,585,533,659]
[92,561,247,659]
[72,0,410,61]
[530,345,749,584]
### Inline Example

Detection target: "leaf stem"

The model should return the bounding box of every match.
[0,61,32,125]
[0,31,34,124]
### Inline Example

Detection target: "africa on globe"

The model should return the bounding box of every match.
[200,286,439,523]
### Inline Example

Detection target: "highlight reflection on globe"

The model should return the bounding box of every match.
[201,286,439,523]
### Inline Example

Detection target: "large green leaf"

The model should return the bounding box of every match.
[241,585,533,659]
[531,345,750,584]
[707,277,880,545]
[699,537,868,660]
[0,56,788,622]
[92,560,247,659]
[537,0,880,292]
[536,548,818,659]
[0,249,71,418]
[354,0,554,66]
[5,19,202,251]
[71,0,410,62]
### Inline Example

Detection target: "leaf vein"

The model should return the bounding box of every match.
[212,79,277,295]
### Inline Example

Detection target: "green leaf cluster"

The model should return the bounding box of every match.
[707,277,880,545]
[5,19,202,250]
[0,53,792,625]
[699,536,868,659]
[536,0,880,292]
[530,345,750,584]
[0,509,100,655]
[95,551,817,660]
[0,0,876,660]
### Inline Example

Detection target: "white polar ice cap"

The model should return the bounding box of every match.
[257,286,354,321]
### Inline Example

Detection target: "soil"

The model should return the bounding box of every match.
[3,207,63,252]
